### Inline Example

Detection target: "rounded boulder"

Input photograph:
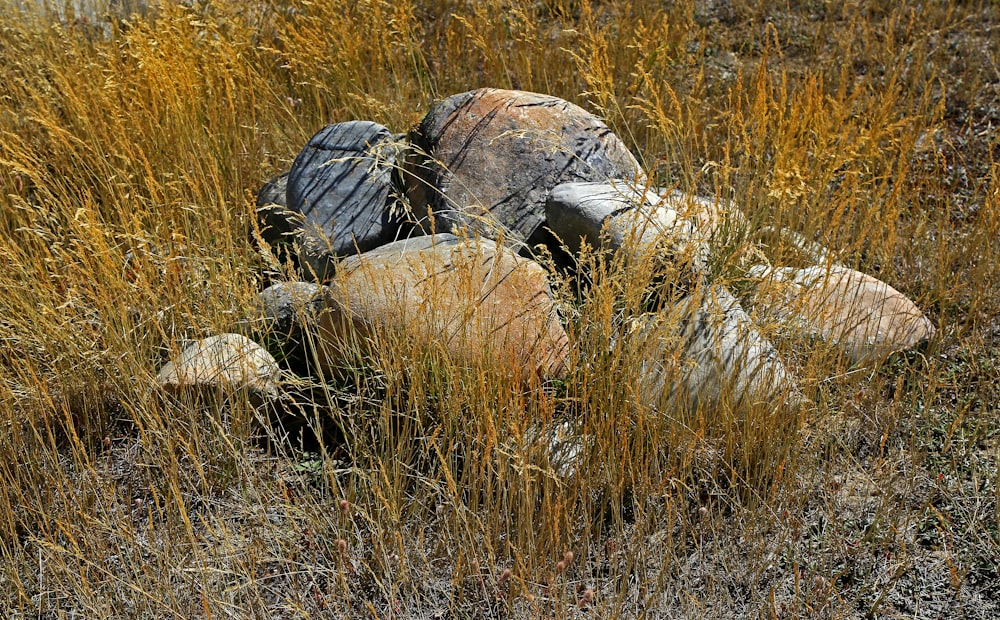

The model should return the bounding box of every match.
[406,88,642,243]
[287,121,404,279]
[317,234,570,381]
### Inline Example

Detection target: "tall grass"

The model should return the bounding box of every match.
[1,0,997,616]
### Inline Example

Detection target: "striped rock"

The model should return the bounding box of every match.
[287,121,404,279]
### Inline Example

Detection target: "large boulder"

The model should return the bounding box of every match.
[627,285,802,411]
[317,234,570,381]
[287,121,404,279]
[746,264,936,364]
[156,334,280,404]
[406,88,642,243]
[545,181,709,273]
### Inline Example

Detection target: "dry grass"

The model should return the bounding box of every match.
[0,0,997,617]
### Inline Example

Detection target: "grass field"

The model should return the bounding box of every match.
[0,0,997,617]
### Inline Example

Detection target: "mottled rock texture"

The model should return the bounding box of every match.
[407,88,642,243]
[317,233,570,381]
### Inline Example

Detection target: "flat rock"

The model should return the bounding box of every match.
[156,333,280,401]
[627,285,802,411]
[747,264,936,364]
[406,88,642,243]
[287,121,403,279]
[317,233,570,381]
[546,181,708,272]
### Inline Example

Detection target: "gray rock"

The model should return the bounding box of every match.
[156,334,280,403]
[255,172,301,251]
[627,285,802,411]
[287,121,404,279]
[254,281,330,374]
[256,171,288,210]
[258,281,327,337]
[406,89,642,243]
[545,181,709,272]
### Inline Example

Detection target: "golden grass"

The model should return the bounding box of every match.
[1,0,997,616]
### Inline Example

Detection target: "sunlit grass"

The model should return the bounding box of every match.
[1,0,997,616]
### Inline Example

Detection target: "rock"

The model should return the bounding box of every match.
[545,181,708,272]
[287,121,404,279]
[259,281,327,333]
[156,334,280,402]
[256,171,289,209]
[627,285,802,411]
[317,233,570,380]
[517,419,591,480]
[406,88,642,243]
[746,264,936,364]
[656,190,747,243]
[256,281,328,372]
[255,172,302,263]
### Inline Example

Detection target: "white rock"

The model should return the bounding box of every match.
[627,285,803,411]
[545,181,709,272]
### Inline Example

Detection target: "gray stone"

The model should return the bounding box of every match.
[545,181,709,272]
[258,281,327,336]
[287,121,404,279]
[255,172,301,250]
[627,285,802,411]
[406,88,642,243]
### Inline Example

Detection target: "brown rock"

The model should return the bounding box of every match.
[318,234,570,380]
[406,88,642,243]
[747,264,936,364]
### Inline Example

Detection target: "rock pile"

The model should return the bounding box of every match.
[160,88,935,471]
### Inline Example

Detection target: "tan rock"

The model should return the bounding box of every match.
[318,234,570,380]
[406,88,642,243]
[747,264,936,364]
[156,333,280,400]
[656,190,748,242]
